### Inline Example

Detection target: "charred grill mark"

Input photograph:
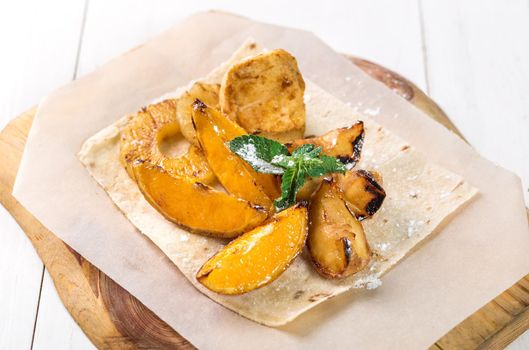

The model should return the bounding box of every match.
[366,196,385,217]
[192,98,207,113]
[357,170,385,192]
[351,132,365,163]
[342,237,352,266]
[337,155,356,166]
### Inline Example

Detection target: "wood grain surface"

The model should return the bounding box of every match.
[1,57,528,350]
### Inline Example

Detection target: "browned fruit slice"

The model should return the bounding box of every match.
[192,101,273,209]
[220,49,306,142]
[336,170,386,220]
[196,202,308,295]
[290,122,367,200]
[308,179,371,279]
[287,121,364,166]
[120,99,215,184]
[133,162,267,238]
[202,100,281,200]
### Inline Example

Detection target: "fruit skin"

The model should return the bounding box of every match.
[291,122,367,201]
[220,49,306,142]
[335,170,386,220]
[307,179,371,279]
[196,202,309,295]
[120,99,215,184]
[191,100,275,209]
[133,161,267,238]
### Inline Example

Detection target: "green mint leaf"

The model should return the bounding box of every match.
[274,166,297,211]
[229,135,289,174]
[306,145,323,158]
[304,154,347,178]
[273,164,308,211]
[291,144,316,157]
[270,154,296,168]
[229,134,348,211]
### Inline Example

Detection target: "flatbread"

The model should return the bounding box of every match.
[78,40,477,326]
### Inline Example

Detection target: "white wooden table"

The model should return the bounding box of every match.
[1,1,528,349]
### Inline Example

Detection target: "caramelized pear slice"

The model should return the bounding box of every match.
[287,121,364,166]
[308,179,371,279]
[196,202,308,295]
[192,101,273,209]
[133,162,267,238]
[336,170,386,220]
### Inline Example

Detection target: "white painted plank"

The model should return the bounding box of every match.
[0,1,86,349]
[0,204,43,350]
[420,0,529,205]
[0,0,86,129]
[32,273,95,350]
[23,0,98,347]
[77,0,426,89]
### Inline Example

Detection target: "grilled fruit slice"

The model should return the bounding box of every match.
[176,82,220,146]
[133,162,267,238]
[287,121,364,166]
[196,202,308,295]
[220,49,306,142]
[192,100,274,209]
[291,122,367,200]
[201,100,281,200]
[336,170,386,220]
[296,177,322,201]
[308,179,371,279]
[120,99,215,184]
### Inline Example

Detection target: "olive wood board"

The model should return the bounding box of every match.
[1,55,529,350]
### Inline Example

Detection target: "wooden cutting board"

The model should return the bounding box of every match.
[1,56,529,350]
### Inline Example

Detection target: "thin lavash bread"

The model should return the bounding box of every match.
[78,40,478,326]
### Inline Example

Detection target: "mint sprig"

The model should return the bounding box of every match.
[229,135,347,211]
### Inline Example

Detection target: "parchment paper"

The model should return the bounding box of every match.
[13,11,529,349]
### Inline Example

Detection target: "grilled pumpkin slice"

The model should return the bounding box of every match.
[120,99,215,184]
[133,161,267,238]
[192,100,276,209]
[308,179,371,279]
[196,202,308,295]
[201,100,280,200]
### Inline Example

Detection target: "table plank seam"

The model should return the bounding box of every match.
[29,266,45,350]
[72,0,90,81]
[416,0,431,94]
[30,1,90,347]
